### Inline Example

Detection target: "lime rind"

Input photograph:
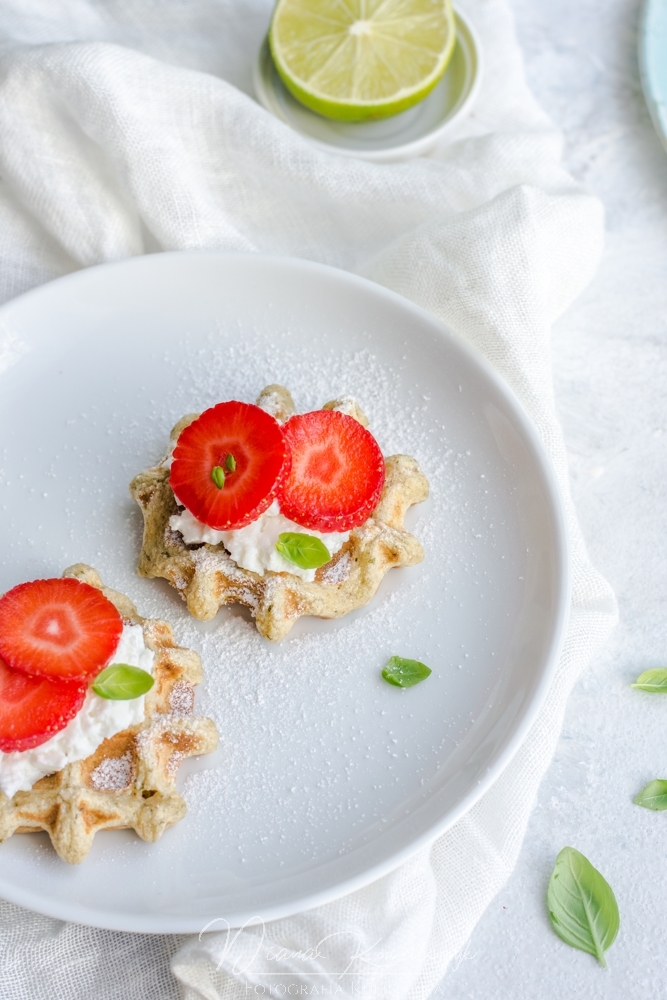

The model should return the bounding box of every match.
[269,0,456,122]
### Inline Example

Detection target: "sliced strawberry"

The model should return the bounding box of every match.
[0,656,86,752]
[0,578,123,682]
[277,410,385,532]
[169,400,291,530]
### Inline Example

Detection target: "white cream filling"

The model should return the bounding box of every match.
[169,500,349,583]
[0,623,154,799]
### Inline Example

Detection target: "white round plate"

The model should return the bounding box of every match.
[253,9,481,162]
[0,252,568,932]
[639,0,667,154]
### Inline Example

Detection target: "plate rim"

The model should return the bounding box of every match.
[0,251,570,933]
[252,7,483,163]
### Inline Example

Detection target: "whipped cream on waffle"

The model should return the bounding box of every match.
[0,623,154,799]
[169,500,349,583]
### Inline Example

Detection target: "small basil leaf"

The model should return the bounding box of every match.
[92,664,154,700]
[634,779,667,810]
[276,532,331,570]
[381,656,432,688]
[631,668,667,692]
[547,847,619,966]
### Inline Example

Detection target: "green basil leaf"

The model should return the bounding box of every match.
[276,532,331,570]
[381,656,432,688]
[634,779,667,810]
[631,668,667,692]
[92,664,154,700]
[547,847,619,966]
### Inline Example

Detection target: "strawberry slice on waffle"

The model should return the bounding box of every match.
[0,657,86,752]
[0,578,123,682]
[278,409,385,532]
[169,400,291,530]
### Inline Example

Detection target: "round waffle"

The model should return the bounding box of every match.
[0,564,218,864]
[130,387,429,641]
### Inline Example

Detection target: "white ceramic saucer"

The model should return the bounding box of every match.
[253,9,482,162]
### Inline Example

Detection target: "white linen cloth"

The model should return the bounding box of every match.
[0,1,617,997]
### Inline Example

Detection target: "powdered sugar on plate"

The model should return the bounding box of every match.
[121,336,522,872]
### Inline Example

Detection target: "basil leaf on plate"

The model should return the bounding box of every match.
[276,532,331,570]
[634,779,667,810]
[92,664,154,700]
[381,656,431,688]
[631,668,667,692]
[547,847,619,966]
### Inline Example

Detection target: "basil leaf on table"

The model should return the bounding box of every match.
[631,668,667,692]
[92,664,154,700]
[382,656,431,688]
[547,846,619,966]
[276,532,331,570]
[634,779,667,810]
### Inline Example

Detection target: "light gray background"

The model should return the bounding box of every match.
[435,0,667,996]
[0,0,662,995]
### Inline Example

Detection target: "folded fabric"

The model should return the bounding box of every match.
[0,1,617,998]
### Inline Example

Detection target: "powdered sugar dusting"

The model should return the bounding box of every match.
[166,751,184,778]
[115,335,525,870]
[169,679,195,715]
[256,387,289,421]
[90,752,134,792]
[320,550,352,585]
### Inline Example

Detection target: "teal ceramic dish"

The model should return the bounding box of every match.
[639,0,667,153]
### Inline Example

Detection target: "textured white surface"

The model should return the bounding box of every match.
[0,0,650,995]
[437,0,667,996]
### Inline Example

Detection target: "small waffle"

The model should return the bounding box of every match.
[130,387,429,642]
[0,564,218,864]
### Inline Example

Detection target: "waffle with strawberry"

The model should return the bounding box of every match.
[0,565,218,864]
[130,385,429,642]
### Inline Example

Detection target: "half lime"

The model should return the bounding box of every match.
[269,0,457,121]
